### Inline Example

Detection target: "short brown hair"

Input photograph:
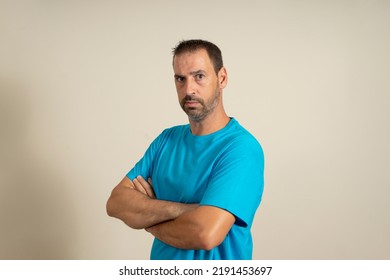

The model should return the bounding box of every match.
[172,39,224,74]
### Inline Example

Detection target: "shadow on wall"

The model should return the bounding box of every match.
[0,81,78,259]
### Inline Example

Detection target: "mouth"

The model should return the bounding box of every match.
[185,100,199,106]
[184,101,201,110]
[182,96,201,108]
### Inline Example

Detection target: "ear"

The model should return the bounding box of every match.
[218,67,228,89]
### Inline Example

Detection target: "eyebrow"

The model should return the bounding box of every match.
[190,70,206,76]
[174,70,206,78]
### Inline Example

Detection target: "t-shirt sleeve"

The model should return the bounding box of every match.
[199,137,265,228]
[126,130,168,181]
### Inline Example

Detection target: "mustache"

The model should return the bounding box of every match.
[183,95,203,103]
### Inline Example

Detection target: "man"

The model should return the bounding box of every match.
[106,39,264,260]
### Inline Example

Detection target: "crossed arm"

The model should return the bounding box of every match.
[106,176,235,250]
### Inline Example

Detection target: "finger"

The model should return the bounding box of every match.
[136,176,156,199]
[132,178,147,195]
[147,178,156,199]
[128,180,136,190]
[136,176,155,199]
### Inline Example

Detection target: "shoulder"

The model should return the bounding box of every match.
[159,123,189,138]
[226,119,264,155]
[150,123,189,147]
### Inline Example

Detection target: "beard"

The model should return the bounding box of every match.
[180,87,220,122]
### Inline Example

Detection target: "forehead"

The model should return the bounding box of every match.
[173,49,213,74]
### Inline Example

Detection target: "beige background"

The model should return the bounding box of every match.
[1,0,389,259]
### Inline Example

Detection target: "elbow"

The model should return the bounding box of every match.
[106,197,143,230]
[196,230,225,251]
[106,198,116,217]
[199,240,216,252]
[106,195,122,219]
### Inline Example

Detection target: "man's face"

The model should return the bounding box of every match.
[173,49,224,122]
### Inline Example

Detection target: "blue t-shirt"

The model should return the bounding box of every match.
[127,118,264,260]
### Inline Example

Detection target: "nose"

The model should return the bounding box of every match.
[183,79,196,95]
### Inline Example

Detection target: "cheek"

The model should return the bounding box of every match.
[176,86,184,95]
[175,83,185,92]
[174,85,182,96]
[177,91,185,103]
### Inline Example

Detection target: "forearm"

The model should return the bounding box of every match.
[146,206,235,250]
[107,182,197,229]
[146,211,202,249]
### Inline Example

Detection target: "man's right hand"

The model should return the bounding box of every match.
[132,176,156,199]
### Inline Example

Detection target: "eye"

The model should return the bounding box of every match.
[195,74,205,80]
[175,76,185,83]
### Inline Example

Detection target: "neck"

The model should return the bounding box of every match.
[189,109,230,136]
